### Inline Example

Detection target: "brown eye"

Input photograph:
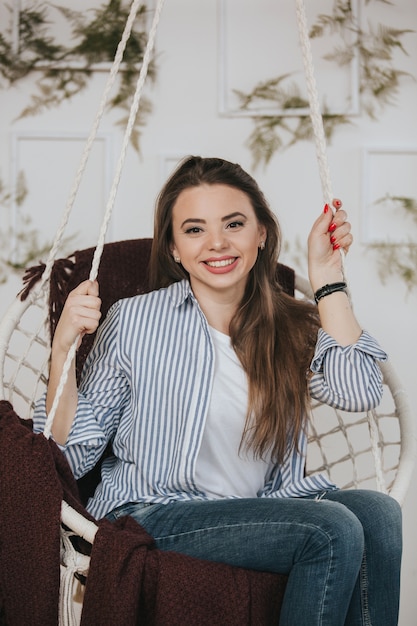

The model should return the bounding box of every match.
[184,226,202,234]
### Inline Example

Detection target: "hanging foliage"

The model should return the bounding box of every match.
[0,172,76,283]
[0,0,156,152]
[234,0,414,168]
[369,195,417,292]
[0,173,42,283]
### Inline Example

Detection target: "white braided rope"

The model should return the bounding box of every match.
[294,0,333,207]
[38,0,146,296]
[43,0,165,438]
[59,529,90,626]
[294,0,348,277]
[294,0,386,493]
[2,3,145,415]
[89,0,166,283]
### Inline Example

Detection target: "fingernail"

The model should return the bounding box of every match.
[328,223,337,232]
[330,235,336,244]
[333,243,340,250]
[324,203,330,214]
[334,199,342,208]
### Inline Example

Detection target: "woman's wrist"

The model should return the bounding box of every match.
[309,270,343,294]
[314,282,347,304]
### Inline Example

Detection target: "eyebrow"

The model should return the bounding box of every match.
[180,211,247,229]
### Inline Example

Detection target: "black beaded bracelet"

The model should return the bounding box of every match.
[314,282,347,304]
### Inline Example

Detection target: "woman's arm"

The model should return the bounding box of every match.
[46,279,102,445]
[307,200,361,347]
[306,200,387,410]
[309,329,387,411]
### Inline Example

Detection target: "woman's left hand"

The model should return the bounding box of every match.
[307,199,353,292]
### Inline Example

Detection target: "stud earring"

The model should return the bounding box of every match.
[173,255,181,263]
[259,241,265,250]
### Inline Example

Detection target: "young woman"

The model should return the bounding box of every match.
[34,156,402,625]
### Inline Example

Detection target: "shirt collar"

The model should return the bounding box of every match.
[167,279,195,308]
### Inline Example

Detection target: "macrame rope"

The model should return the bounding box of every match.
[59,530,90,626]
[43,0,166,438]
[38,0,145,296]
[89,0,166,283]
[294,0,333,207]
[42,1,146,434]
[294,0,349,277]
[294,0,386,493]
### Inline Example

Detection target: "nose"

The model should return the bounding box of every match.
[209,229,228,251]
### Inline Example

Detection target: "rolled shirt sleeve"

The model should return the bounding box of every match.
[32,301,130,479]
[309,328,388,412]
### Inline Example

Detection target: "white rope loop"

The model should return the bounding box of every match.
[294,0,350,284]
[294,0,350,279]
[89,0,166,283]
[294,0,388,489]
[43,0,166,438]
[294,0,333,208]
[43,340,77,438]
[59,529,90,626]
[39,0,145,295]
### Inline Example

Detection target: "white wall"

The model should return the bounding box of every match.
[0,1,416,622]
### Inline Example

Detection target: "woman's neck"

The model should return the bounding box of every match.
[191,285,241,336]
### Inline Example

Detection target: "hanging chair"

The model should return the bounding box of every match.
[0,0,415,624]
[0,238,415,624]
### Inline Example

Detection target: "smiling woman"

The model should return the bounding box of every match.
[170,184,266,318]
[31,155,402,625]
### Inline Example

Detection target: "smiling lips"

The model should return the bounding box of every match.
[203,256,238,273]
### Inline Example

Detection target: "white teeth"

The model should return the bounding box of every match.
[206,258,235,268]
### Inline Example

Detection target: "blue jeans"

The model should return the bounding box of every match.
[106,489,402,626]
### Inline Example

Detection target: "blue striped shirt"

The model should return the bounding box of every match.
[33,280,387,519]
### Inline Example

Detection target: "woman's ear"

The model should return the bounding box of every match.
[171,246,181,264]
[259,225,267,245]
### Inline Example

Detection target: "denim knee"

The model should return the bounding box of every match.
[323,489,402,554]
[280,501,365,625]
[296,499,365,571]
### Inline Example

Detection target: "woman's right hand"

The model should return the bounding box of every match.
[52,279,102,355]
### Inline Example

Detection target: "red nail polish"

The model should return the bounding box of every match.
[334,199,342,208]
[328,223,337,232]
[330,235,336,244]
[333,243,340,250]
[324,204,330,214]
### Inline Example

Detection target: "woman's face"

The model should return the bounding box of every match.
[171,184,266,302]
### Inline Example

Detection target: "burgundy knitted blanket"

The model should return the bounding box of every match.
[82,516,286,626]
[0,401,88,625]
[0,402,287,625]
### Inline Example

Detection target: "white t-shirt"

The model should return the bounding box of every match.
[194,326,271,498]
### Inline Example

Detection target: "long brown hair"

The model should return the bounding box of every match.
[150,156,319,463]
